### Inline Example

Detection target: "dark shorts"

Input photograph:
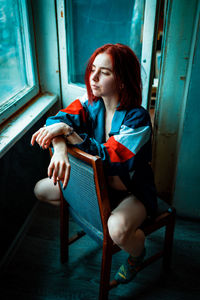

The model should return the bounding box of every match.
[108,187,132,211]
[108,185,157,220]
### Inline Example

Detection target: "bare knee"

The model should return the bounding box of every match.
[34,180,46,201]
[107,214,131,247]
[34,178,60,203]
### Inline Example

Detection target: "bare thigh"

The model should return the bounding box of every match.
[111,194,147,231]
[34,177,61,204]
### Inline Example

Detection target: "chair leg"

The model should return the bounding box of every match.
[60,196,69,263]
[163,214,176,270]
[99,239,113,300]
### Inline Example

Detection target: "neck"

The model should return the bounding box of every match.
[102,94,119,113]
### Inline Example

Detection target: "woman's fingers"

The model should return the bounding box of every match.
[58,161,66,180]
[48,162,53,179]
[31,127,49,148]
[31,130,40,146]
[62,163,71,189]
[41,134,53,149]
[44,139,51,149]
[52,162,59,185]
[36,128,48,146]
[56,161,71,189]
[47,159,55,178]
[47,150,70,189]
[31,123,66,148]
[48,162,70,189]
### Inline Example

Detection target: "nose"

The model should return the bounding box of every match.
[91,70,99,82]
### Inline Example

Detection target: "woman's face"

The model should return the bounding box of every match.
[90,53,117,99]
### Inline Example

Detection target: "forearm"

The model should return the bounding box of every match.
[63,125,83,145]
[52,136,68,153]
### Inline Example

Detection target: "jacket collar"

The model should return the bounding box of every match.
[110,108,126,135]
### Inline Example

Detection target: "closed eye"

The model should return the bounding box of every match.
[101,71,110,75]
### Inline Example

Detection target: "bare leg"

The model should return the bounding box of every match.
[34,177,61,206]
[108,194,147,283]
[108,194,147,256]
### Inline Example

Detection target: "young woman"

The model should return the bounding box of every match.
[31,43,157,284]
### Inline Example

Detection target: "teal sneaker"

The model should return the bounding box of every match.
[114,248,146,284]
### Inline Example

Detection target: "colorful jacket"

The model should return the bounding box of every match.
[46,95,157,216]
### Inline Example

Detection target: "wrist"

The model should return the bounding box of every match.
[52,136,67,149]
[64,126,74,138]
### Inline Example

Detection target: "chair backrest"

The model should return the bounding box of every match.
[59,147,111,243]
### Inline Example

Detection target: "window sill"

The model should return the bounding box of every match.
[0,93,58,159]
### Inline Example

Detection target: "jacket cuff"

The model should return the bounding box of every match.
[73,133,90,152]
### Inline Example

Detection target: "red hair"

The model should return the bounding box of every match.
[85,43,142,110]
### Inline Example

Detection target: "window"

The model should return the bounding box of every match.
[0,0,38,125]
[57,0,159,109]
[66,0,145,85]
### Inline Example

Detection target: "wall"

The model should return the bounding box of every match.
[152,0,199,207]
[173,6,200,218]
[0,116,50,262]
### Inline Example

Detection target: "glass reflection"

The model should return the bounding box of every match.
[66,0,145,84]
[0,0,27,104]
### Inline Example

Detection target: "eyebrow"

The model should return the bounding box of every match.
[92,64,112,72]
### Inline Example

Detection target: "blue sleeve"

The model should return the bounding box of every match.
[45,99,90,134]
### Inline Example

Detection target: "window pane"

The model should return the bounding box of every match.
[0,0,27,104]
[66,0,145,84]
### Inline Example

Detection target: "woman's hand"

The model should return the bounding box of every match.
[31,123,70,149]
[48,137,71,189]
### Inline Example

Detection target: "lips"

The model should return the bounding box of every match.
[91,85,99,89]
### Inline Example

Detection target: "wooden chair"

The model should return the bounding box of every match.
[55,147,176,300]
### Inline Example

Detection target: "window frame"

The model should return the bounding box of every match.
[0,0,39,125]
[56,0,90,109]
[141,0,161,109]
